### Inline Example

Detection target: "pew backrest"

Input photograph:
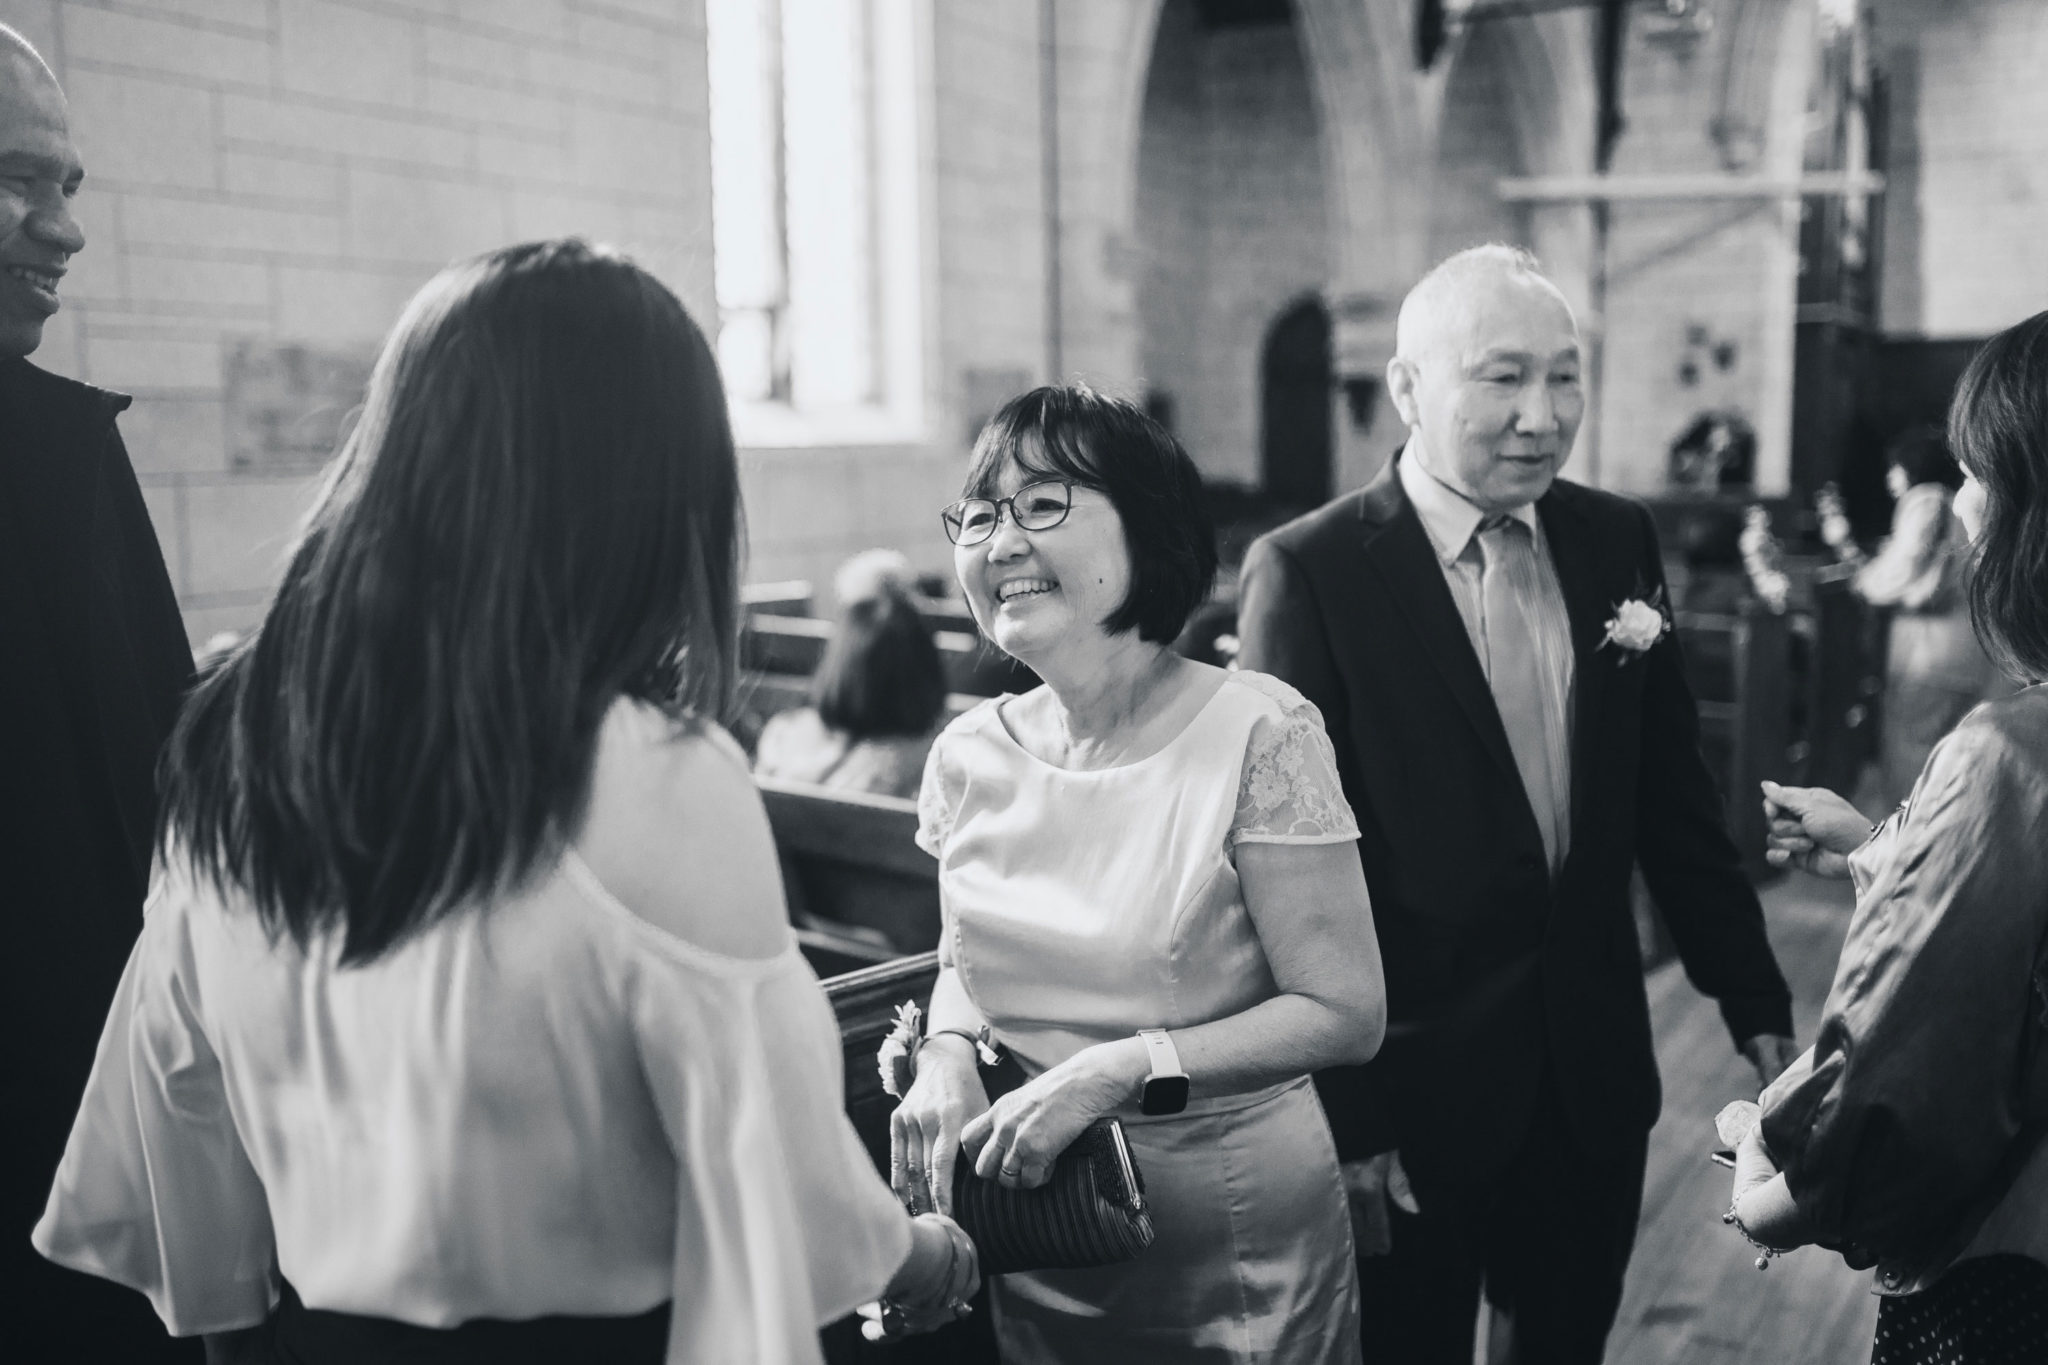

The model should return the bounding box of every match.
[1674,600,1791,878]
[824,949,942,1168]
[742,614,1038,697]
[741,579,814,618]
[758,777,941,955]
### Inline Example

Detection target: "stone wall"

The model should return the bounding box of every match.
[1871,0,2048,340]
[1,0,716,643]
[13,0,2046,639]
[1135,2,1330,488]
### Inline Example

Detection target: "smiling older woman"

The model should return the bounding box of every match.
[890,384,1386,1364]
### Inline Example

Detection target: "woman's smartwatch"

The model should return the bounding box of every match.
[1137,1029,1189,1116]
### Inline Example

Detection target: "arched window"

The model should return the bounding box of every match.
[706,0,926,443]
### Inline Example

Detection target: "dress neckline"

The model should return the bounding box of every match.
[988,668,1234,776]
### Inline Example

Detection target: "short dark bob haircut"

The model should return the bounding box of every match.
[1948,309,2048,684]
[961,384,1217,645]
[162,239,742,964]
[814,581,946,739]
[1885,425,1963,491]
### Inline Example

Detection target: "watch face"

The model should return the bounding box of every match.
[1141,1074,1190,1116]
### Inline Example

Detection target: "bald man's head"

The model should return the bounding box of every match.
[1385,245,1585,513]
[0,23,52,71]
[0,24,85,358]
[1395,244,1577,369]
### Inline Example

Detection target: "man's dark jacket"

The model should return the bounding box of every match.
[1237,457,1792,1200]
[2,357,196,1356]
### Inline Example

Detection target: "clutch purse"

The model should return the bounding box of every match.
[882,1009,1156,1274]
[946,1115,1154,1275]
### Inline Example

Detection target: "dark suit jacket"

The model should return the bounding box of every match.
[2,357,195,1359]
[1237,456,1792,1198]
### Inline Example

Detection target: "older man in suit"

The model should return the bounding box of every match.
[1237,245,1796,1364]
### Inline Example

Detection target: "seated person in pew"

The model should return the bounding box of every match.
[32,240,976,1364]
[756,549,947,798]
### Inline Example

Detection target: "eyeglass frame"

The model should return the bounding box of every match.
[939,478,1080,547]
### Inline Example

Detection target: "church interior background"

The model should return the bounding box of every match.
[6,1,2045,1359]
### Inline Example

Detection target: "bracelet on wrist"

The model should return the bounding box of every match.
[1722,1201,1784,1270]
[876,1218,974,1336]
[926,1024,1000,1067]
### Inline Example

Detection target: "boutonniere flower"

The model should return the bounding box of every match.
[877,1000,923,1099]
[1601,588,1671,661]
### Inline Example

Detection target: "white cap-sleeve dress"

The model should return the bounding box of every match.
[915,669,1366,1364]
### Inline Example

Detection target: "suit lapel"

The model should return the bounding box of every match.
[1536,485,1614,852]
[1357,463,1523,790]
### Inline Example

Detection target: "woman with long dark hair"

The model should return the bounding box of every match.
[1738,311,2048,1363]
[33,241,975,1363]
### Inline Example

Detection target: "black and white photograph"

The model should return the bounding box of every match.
[4,1,2045,1361]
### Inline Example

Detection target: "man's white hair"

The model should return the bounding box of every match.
[1394,244,1576,363]
[0,23,55,77]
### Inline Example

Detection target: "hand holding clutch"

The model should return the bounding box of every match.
[948,1118,1154,1275]
[961,1036,1146,1189]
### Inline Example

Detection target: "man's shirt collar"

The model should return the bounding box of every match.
[1397,450,1539,567]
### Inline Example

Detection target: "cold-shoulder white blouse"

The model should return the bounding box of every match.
[33,708,908,1364]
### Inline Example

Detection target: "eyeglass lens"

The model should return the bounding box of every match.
[943,480,1071,546]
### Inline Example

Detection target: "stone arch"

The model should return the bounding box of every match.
[1130,0,1333,485]
[1259,293,1335,506]
[1091,0,1429,320]
[1422,12,1598,307]
[1079,0,1460,490]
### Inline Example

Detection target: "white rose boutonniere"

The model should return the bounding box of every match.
[876,1000,923,1099]
[1601,589,1671,662]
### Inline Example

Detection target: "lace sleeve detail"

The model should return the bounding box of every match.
[914,734,955,857]
[1230,681,1360,846]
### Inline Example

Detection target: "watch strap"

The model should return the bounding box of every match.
[1137,1028,1184,1081]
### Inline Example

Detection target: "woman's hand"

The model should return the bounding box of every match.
[1716,1100,1812,1254]
[863,1212,981,1339]
[960,1040,1141,1189]
[889,1035,988,1215]
[1760,781,1870,879]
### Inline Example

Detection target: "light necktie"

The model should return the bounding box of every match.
[1478,516,1564,871]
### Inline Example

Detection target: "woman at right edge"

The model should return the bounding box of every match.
[1737,310,2048,1363]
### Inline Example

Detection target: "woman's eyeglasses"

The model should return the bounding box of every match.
[940,479,1074,547]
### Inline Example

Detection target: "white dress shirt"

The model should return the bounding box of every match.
[1397,453,1577,865]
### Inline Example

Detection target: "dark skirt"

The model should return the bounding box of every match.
[268,1282,670,1365]
[1872,1254,2048,1365]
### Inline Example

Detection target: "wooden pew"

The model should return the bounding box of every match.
[820,951,1000,1363]
[758,777,942,956]
[1799,571,1883,795]
[740,673,985,726]
[826,950,941,1167]
[743,613,834,673]
[1674,600,1792,879]
[742,579,815,618]
[742,614,1038,697]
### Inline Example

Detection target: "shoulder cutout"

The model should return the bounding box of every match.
[574,701,791,961]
